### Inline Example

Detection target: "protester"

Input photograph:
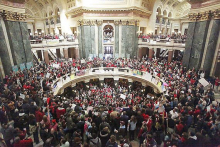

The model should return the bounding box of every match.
[0,56,219,147]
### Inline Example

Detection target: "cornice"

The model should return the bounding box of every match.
[0,10,26,21]
[77,19,140,26]
[189,9,220,21]
[67,6,152,18]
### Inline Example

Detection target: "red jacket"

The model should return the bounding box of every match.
[13,138,33,147]
[35,110,44,122]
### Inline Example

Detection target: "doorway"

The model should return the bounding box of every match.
[104,46,113,59]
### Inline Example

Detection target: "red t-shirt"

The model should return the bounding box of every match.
[13,138,33,147]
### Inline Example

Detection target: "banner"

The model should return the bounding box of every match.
[120,94,126,100]
[20,63,26,71]
[76,70,85,76]
[52,64,60,68]
[199,78,209,87]
[133,70,137,75]
[12,65,18,73]
[26,62,33,69]
[70,74,75,80]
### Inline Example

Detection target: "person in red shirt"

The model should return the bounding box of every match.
[214,77,220,92]
[176,122,184,135]
[35,107,45,122]
[13,137,33,147]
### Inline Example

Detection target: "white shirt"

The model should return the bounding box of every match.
[128,120,137,130]
[170,110,178,119]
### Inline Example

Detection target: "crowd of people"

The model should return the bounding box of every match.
[138,34,187,43]
[0,56,220,147]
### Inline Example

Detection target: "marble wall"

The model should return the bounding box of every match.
[183,21,210,70]
[0,19,12,75]
[4,21,33,65]
[203,20,220,75]
[98,25,102,55]
[78,25,96,58]
[182,22,196,68]
[121,25,138,58]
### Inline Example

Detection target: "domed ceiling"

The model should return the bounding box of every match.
[2,0,192,19]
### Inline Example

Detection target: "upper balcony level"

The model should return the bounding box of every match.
[31,38,185,51]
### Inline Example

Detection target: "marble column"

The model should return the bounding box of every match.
[0,18,14,75]
[4,21,33,65]
[63,48,69,59]
[210,27,220,77]
[119,24,122,57]
[98,25,102,56]
[115,25,119,57]
[95,24,98,56]
[156,48,160,58]
[0,57,5,80]
[168,50,173,63]
[183,20,210,69]
[202,20,220,75]
[149,48,154,59]
[74,47,80,59]
[43,50,49,64]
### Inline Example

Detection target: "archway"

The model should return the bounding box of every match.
[103,24,114,59]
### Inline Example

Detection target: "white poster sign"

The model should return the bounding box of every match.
[199,78,209,87]
[120,94,126,100]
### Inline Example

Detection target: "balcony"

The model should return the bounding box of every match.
[138,39,185,50]
[31,39,79,50]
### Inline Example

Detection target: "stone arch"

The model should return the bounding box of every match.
[156,7,162,15]
[168,12,172,18]
[163,10,167,17]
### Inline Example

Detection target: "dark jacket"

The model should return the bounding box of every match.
[99,130,110,147]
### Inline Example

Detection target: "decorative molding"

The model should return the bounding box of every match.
[0,10,26,21]
[67,6,152,18]
[189,9,220,21]
[77,19,103,26]
[114,19,139,26]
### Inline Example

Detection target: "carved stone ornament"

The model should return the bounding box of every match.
[77,19,103,26]
[189,9,220,21]
[114,19,139,26]
[0,10,26,21]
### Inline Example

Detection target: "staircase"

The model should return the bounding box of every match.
[32,50,39,63]
[48,49,57,60]
[160,49,169,57]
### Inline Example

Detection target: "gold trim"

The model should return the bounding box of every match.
[0,10,26,21]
